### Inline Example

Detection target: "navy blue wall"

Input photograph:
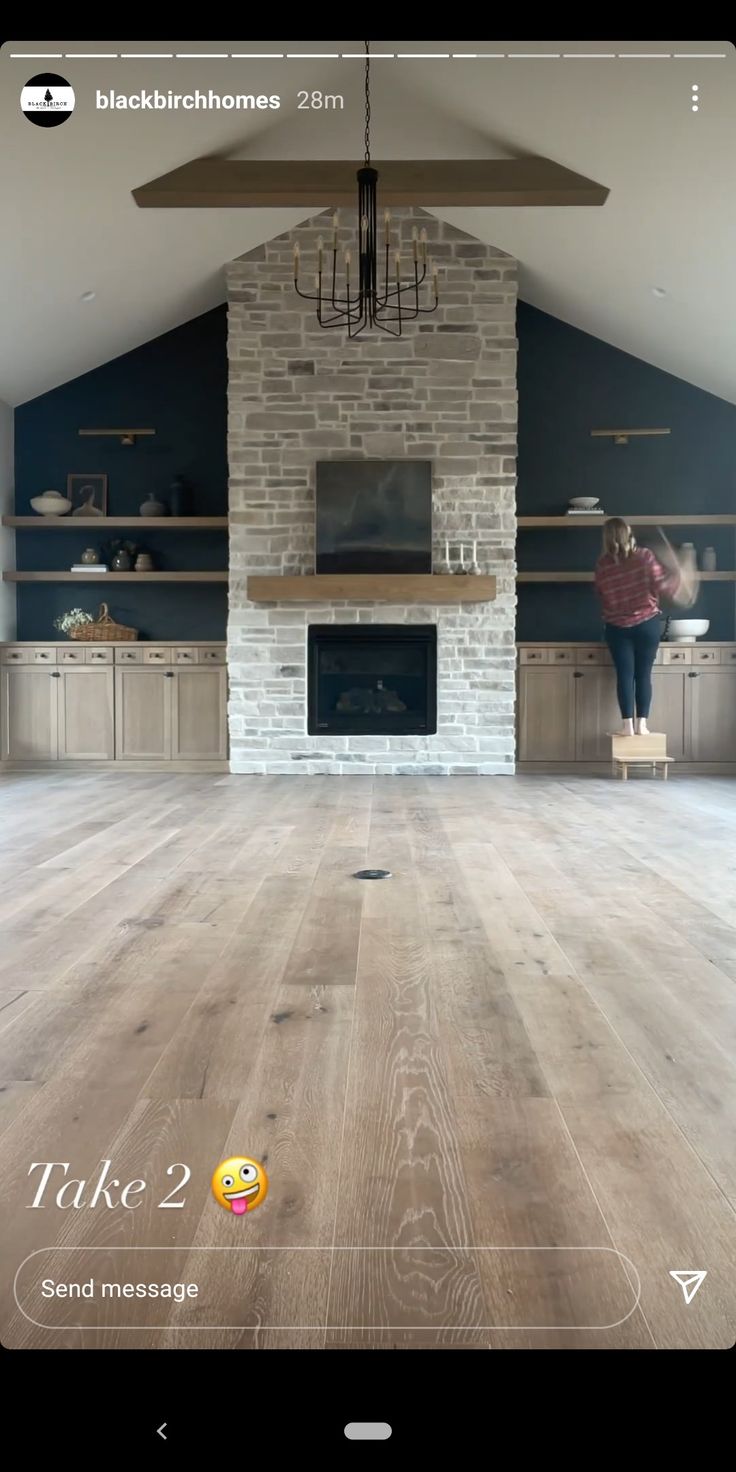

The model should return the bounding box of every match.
[517,302,736,641]
[14,306,227,641]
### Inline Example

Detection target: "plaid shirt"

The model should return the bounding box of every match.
[594,547,679,628]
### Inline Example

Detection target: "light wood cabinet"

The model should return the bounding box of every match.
[1,667,58,760]
[518,667,576,761]
[58,667,115,760]
[0,643,228,767]
[114,667,173,760]
[171,667,228,761]
[573,668,621,760]
[687,668,736,761]
[518,646,736,767]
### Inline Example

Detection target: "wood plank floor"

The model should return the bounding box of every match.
[0,769,734,1350]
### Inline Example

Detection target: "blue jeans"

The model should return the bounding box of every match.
[604,615,661,719]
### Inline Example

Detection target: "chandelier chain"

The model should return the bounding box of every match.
[364,40,371,164]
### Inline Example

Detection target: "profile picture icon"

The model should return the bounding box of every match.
[21,74,75,128]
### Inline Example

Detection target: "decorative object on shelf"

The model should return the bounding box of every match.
[140,496,168,517]
[30,490,72,516]
[590,428,670,446]
[292,41,438,338]
[53,608,94,637]
[68,473,108,516]
[66,602,139,642]
[703,546,717,572]
[467,539,481,575]
[104,538,138,571]
[168,476,191,516]
[453,544,467,574]
[666,619,710,644]
[566,497,604,514]
[434,539,451,575]
[71,548,107,573]
[78,428,155,446]
[134,551,154,572]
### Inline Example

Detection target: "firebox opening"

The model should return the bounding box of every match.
[308,625,437,736]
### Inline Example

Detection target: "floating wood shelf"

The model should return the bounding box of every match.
[518,571,736,583]
[247,574,497,604]
[518,515,736,527]
[3,571,228,583]
[2,516,228,529]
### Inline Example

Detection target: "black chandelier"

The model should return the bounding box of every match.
[293,40,439,337]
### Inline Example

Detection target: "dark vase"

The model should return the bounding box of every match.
[169,477,191,517]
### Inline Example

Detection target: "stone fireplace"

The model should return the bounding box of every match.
[226,209,517,774]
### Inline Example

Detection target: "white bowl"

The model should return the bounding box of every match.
[666,619,710,644]
[31,492,72,516]
[568,496,600,510]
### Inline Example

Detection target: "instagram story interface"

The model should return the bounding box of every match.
[0,37,734,1357]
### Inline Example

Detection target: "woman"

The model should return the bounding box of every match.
[594,518,682,736]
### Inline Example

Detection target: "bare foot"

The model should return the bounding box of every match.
[637,718,650,735]
[620,719,634,736]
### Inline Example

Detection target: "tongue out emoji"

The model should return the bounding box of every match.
[211,1156,269,1217]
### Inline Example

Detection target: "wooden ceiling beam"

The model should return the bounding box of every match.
[132,157,609,209]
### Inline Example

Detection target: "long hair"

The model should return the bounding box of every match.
[602,516,637,563]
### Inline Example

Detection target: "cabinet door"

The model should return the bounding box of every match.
[686,669,736,761]
[649,670,687,759]
[170,667,228,761]
[1,667,58,760]
[517,667,575,761]
[574,668,622,759]
[114,667,172,760]
[57,667,115,760]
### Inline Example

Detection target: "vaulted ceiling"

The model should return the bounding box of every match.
[1,38,734,405]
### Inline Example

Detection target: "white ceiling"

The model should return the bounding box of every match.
[2,38,734,405]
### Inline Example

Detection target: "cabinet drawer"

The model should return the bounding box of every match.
[198,647,226,665]
[174,647,198,664]
[692,647,719,665]
[519,648,549,665]
[142,647,171,664]
[576,647,609,665]
[549,648,574,666]
[59,647,86,664]
[32,647,57,664]
[661,647,692,665]
[720,648,736,665]
[2,647,33,664]
[115,646,144,664]
[84,646,113,665]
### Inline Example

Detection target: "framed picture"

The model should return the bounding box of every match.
[67,473,108,517]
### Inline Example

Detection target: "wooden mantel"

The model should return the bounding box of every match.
[247,574,496,604]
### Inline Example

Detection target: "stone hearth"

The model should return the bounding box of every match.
[226,209,517,774]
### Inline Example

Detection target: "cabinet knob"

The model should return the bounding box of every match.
[573,670,584,678]
[50,671,61,678]
[164,671,175,678]
[688,671,699,678]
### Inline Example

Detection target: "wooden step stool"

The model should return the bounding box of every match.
[610,732,674,780]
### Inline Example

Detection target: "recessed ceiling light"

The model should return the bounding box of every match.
[80,290,96,303]
[651,286,668,298]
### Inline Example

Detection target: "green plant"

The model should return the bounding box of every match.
[53,608,94,635]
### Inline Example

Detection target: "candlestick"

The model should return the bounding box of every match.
[395,250,401,280]
[332,211,339,247]
[293,243,300,278]
[317,235,323,270]
[412,226,418,262]
[420,228,428,263]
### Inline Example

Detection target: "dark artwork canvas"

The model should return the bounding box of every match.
[315,461,432,574]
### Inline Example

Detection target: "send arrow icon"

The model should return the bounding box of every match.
[669,1270,707,1304]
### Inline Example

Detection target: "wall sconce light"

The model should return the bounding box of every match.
[78,428,156,447]
[591,428,671,446]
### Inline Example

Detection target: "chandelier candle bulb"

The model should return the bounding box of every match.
[332,211,339,246]
[293,243,300,278]
[420,228,428,261]
[317,236,323,268]
[395,250,401,280]
[412,226,419,261]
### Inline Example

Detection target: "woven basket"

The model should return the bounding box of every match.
[69,603,139,642]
